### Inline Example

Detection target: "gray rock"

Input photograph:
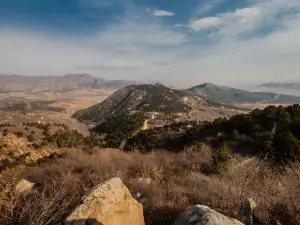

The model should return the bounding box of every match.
[173,205,243,225]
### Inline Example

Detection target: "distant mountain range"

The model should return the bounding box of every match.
[73,83,300,124]
[0,74,137,93]
[187,83,300,104]
[1,73,300,107]
[259,82,300,90]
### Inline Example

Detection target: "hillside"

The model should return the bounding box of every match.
[72,84,243,148]
[188,83,300,104]
[72,84,207,124]
[126,104,300,162]
[0,74,137,93]
[0,97,64,113]
[2,100,300,225]
[259,82,300,90]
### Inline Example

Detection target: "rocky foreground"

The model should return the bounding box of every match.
[16,177,279,225]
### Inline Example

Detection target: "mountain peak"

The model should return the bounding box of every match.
[197,83,216,88]
[72,84,207,124]
[63,73,93,78]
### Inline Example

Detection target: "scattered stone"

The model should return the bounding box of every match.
[119,140,127,150]
[173,205,243,225]
[239,198,257,225]
[66,177,145,225]
[15,179,35,194]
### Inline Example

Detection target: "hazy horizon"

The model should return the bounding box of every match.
[1,0,300,88]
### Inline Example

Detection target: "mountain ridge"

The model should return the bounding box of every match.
[187,83,300,104]
[0,74,137,93]
[259,82,300,90]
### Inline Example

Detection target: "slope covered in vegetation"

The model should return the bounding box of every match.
[126,104,300,163]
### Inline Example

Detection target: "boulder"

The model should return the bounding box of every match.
[65,177,144,225]
[173,205,243,225]
[15,179,35,194]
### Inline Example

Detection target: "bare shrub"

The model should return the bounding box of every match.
[0,167,24,224]
[12,171,83,225]
[1,146,300,225]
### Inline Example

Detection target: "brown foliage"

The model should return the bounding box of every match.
[0,146,300,225]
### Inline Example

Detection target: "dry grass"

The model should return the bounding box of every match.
[1,146,300,225]
[0,89,114,113]
[0,134,62,162]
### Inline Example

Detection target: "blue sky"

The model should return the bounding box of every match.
[0,0,300,87]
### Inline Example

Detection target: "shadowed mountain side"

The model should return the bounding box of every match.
[187,83,300,105]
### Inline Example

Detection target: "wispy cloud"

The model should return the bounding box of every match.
[189,0,300,39]
[95,20,187,47]
[0,17,186,81]
[189,7,261,33]
[189,16,224,31]
[148,9,175,17]
[0,0,300,88]
[194,0,225,14]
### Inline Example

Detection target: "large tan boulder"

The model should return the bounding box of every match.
[173,205,243,225]
[65,177,144,225]
[15,179,35,194]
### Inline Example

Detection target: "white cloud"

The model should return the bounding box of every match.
[189,0,300,39]
[1,0,300,88]
[194,0,224,14]
[0,19,186,81]
[189,17,223,31]
[189,7,261,32]
[96,20,187,47]
[150,10,175,17]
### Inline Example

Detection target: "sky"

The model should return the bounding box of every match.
[0,0,299,88]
